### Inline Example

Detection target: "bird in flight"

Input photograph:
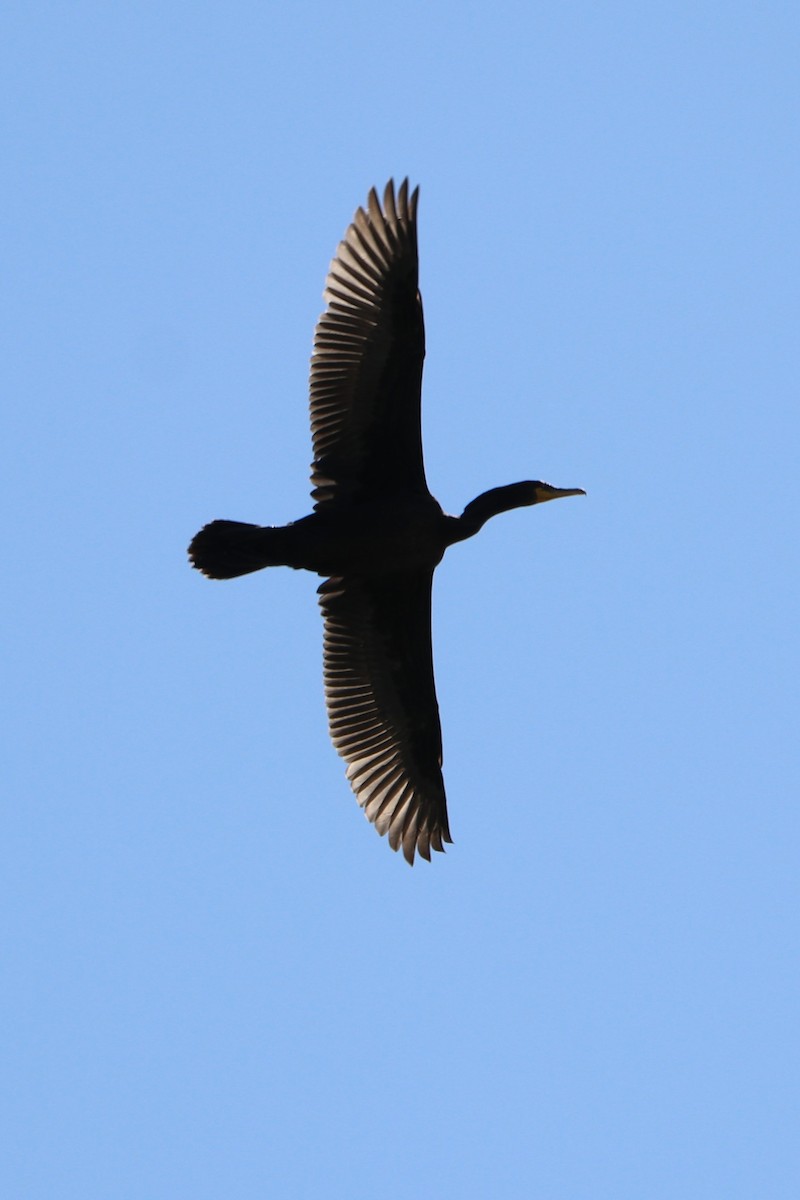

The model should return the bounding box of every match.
[189,180,584,864]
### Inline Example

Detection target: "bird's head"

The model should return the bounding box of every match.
[526,481,587,505]
[455,479,585,539]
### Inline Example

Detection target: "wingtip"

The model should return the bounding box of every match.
[383,179,397,223]
[367,178,418,226]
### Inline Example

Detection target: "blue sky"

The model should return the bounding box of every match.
[4,3,798,1197]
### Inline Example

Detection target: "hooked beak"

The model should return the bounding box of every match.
[534,483,587,504]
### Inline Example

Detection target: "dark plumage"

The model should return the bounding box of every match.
[189,180,584,863]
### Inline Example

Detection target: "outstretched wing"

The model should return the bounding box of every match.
[319,571,452,864]
[309,179,428,507]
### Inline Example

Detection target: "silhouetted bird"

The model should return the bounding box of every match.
[189,180,584,863]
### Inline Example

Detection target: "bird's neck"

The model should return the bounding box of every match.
[452,484,536,541]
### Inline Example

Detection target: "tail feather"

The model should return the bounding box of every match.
[188,519,285,580]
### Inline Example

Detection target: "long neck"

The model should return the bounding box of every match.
[452,483,537,542]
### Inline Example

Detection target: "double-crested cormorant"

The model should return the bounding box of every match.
[189,180,584,864]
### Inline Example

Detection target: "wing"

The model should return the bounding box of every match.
[309,179,429,508]
[319,570,452,864]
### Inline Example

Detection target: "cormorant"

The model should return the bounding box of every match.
[189,180,584,864]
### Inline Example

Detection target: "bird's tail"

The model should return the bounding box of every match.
[188,520,291,580]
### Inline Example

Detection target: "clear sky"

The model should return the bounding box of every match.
[4,3,798,1197]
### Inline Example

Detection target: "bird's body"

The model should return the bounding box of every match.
[189,181,584,863]
[194,492,448,579]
